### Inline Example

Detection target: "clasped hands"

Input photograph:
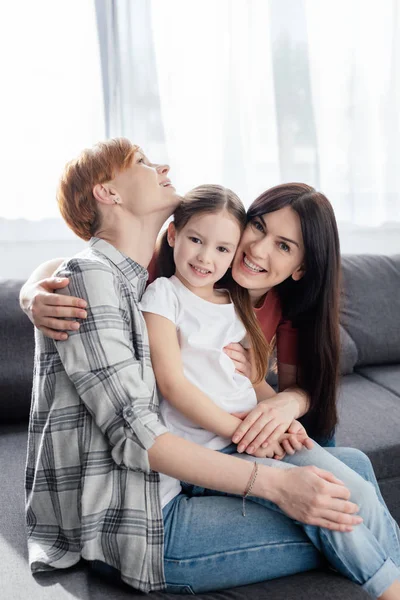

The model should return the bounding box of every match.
[231,406,313,460]
[224,342,313,460]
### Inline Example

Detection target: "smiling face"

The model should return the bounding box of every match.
[111,148,181,216]
[168,210,242,294]
[231,206,305,301]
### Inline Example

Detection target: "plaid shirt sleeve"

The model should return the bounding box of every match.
[54,257,168,473]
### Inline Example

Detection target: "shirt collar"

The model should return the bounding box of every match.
[253,288,278,314]
[89,237,149,292]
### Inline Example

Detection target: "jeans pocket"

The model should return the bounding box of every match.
[165,582,196,594]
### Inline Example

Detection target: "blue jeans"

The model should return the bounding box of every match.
[163,444,400,597]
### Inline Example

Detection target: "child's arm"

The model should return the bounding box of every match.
[144,312,243,439]
[253,379,277,402]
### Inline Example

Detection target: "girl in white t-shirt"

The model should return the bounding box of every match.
[140,185,311,507]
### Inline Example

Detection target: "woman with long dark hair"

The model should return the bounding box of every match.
[219,183,341,456]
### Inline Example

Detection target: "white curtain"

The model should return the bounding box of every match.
[0,0,104,226]
[305,0,400,225]
[100,0,400,227]
[2,0,399,231]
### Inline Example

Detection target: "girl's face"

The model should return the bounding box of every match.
[112,148,181,216]
[231,206,305,300]
[168,210,242,292]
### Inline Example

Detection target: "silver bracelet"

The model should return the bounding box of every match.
[242,462,259,517]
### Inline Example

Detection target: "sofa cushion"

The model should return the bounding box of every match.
[0,280,34,423]
[336,373,400,481]
[341,255,400,367]
[355,365,400,399]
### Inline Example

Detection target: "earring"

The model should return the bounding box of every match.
[113,197,121,204]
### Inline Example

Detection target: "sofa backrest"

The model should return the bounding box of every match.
[0,280,34,423]
[1,256,399,424]
[341,254,400,368]
[339,324,358,375]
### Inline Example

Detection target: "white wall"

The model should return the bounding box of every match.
[0,240,87,280]
[1,219,399,281]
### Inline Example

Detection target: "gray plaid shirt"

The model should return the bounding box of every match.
[25,237,169,592]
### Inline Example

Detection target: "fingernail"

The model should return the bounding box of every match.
[247,446,254,454]
[262,442,268,448]
[237,445,245,453]
[61,334,68,340]
[232,435,240,443]
[80,311,87,318]
[356,517,363,523]
[79,301,87,308]
[72,322,80,330]
[55,278,64,283]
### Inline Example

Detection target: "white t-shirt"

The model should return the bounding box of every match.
[139,275,257,508]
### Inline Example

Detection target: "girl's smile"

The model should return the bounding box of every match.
[168,210,242,299]
[189,263,213,277]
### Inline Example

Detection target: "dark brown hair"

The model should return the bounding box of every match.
[156,184,270,383]
[248,183,341,438]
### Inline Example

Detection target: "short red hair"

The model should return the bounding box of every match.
[57,138,138,241]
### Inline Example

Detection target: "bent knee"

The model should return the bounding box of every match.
[332,447,374,481]
[337,450,378,506]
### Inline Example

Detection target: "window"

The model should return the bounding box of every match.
[0,0,104,224]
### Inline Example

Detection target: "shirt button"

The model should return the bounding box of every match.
[125,409,133,417]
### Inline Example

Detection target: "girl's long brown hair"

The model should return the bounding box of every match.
[248,183,341,439]
[156,184,270,384]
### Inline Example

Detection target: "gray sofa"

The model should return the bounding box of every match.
[1,254,399,600]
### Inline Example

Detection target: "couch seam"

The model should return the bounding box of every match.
[354,369,400,400]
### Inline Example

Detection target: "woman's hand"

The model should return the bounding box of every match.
[268,466,363,531]
[223,342,254,380]
[232,391,301,454]
[21,277,87,340]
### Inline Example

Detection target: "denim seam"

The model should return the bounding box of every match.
[378,506,400,563]
[165,582,196,595]
[361,482,400,564]
[164,541,312,564]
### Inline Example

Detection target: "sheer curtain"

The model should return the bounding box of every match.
[97,0,400,227]
[305,0,400,225]
[2,0,399,269]
[0,0,104,228]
